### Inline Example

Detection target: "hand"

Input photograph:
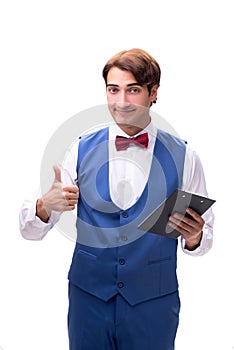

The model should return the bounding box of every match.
[36,165,79,222]
[168,208,205,250]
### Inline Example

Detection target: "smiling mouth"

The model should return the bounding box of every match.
[114,108,135,114]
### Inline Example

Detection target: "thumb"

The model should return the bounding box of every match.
[53,165,62,183]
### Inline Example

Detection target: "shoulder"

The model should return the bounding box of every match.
[63,127,109,165]
[156,129,187,157]
[185,146,204,172]
[79,127,109,144]
[157,128,186,146]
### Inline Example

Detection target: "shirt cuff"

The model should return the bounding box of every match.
[19,199,60,240]
[180,225,213,256]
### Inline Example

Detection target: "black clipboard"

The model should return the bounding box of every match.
[138,189,215,239]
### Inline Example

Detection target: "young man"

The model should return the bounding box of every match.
[20,48,214,350]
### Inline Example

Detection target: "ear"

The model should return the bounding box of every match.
[150,84,159,103]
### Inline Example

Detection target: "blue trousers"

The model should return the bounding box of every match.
[68,282,180,350]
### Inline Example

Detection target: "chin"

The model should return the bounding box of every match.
[116,123,143,135]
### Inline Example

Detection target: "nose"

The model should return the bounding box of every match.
[116,90,130,107]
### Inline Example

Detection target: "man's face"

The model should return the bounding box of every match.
[106,67,158,135]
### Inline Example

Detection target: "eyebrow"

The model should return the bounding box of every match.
[106,83,143,87]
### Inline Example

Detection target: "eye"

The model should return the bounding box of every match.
[107,87,119,94]
[128,87,141,94]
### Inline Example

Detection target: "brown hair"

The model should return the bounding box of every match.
[102,48,161,96]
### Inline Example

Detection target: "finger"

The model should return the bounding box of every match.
[168,213,204,242]
[56,198,77,211]
[168,216,190,233]
[169,213,188,227]
[63,191,79,206]
[66,199,78,206]
[61,204,76,211]
[64,192,79,200]
[53,165,62,183]
[63,185,79,193]
[186,208,205,224]
[171,211,204,228]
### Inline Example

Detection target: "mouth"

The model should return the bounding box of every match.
[114,108,136,115]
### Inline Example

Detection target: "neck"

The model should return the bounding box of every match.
[117,119,151,136]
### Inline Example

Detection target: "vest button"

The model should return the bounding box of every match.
[118,282,124,288]
[121,235,128,241]
[119,258,125,265]
[122,212,128,218]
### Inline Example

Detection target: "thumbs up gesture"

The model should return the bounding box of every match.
[36,166,79,222]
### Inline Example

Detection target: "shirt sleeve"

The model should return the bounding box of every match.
[180,147,215,256]
[19,142,79,241]
[19,190,61,240]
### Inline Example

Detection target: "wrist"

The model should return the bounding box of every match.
[185,232,203,251]
[36,198,51,223]
[185,241,200,251]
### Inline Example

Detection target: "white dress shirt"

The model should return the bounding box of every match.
[19,121,214,256]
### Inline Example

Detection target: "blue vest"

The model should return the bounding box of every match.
[68,128,186,305]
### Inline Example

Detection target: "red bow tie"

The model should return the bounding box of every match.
[115,132,149,151]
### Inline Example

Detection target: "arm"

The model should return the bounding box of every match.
[19,144,79,240]
[19,195,61,241]
[168,148,214,256]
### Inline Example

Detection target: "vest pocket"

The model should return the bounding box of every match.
[68,249,98,289]
[76,249,97,260]
[147,256,172,265]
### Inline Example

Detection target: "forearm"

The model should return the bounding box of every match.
[181,148,215,256]
[181,225,213,256]
[19,198,60,241]
[184,234,202,251]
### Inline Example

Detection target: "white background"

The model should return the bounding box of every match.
[0,0,233,349]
